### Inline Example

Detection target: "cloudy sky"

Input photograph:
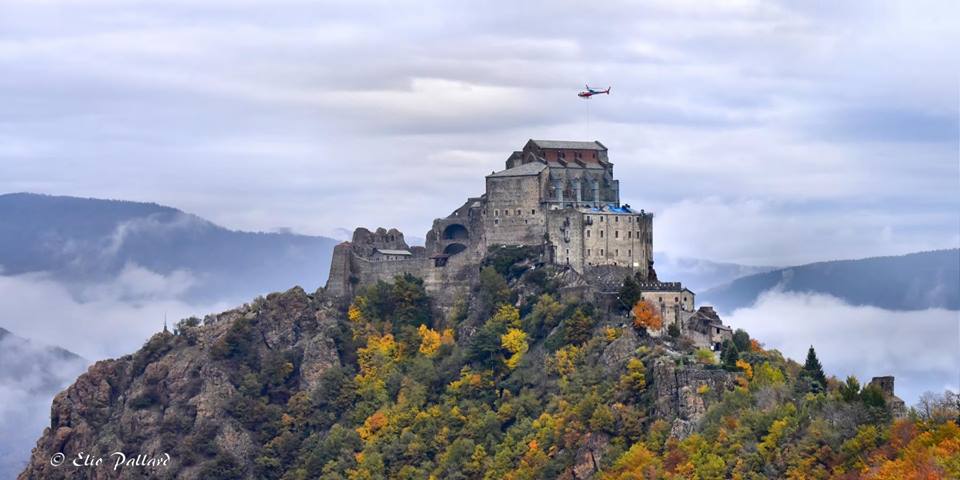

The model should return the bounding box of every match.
[1,0,958,266]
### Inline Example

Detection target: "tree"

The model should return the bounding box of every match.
[667,323,681,338]
[618,275,642,312]
[566,307,595,345]
[720,340,739,370]
[501,328,528,369]
[619,358,646,400]
[417,325,441,357]
[732,329,751,352]
[391,273,431,329]
[802,345,828,393]
[839,376,861,402]
[525,294,564,338]
[632,300,662,332]
[478,266,510,310]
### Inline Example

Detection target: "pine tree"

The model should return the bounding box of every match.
[802,345,827,392]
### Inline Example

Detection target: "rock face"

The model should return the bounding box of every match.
[650,357,736,439]
[19,287,343,480]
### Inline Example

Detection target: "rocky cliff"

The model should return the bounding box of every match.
[20,287,346,479]
[21,254,826,479]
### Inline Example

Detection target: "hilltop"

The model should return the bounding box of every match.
[19,249,959,479]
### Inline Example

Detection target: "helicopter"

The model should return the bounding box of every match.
[578,85,611,98]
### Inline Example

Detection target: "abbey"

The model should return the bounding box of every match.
[325,140,654,297]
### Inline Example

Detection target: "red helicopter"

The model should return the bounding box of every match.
[578,85,610,98]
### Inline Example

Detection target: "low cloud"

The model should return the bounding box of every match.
[0,267,232,477]
[0,269,229,366]
[0,333,87,477]
[724,290,960,404]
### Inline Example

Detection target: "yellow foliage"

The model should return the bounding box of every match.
[357,410,389,441]
[632,300,663,331]
[501,328,529,369]
[348,302,364,323]
[603,326,622,341]
[553,345,581,378]
[736,359,753,379]
[355,333,400,395]
[492,304,521,329]
[619,358,646,397]
[602,442,663,479]
[697,384,711,395]
[440,328,455,345]
[418,324,441,357]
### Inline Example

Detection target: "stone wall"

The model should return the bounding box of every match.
[581,212,651,275]
[483,174,547,247]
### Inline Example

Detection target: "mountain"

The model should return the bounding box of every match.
[0,328,87,479]
[652,252,777,292]
[19,250,959,479]
[700,249,960,313]
[0,193,340,302]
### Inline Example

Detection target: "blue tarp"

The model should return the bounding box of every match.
[588,204,633,213]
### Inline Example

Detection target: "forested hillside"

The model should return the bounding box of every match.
[20,250,960,479]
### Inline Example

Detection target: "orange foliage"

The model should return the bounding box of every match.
[632,300,662,331]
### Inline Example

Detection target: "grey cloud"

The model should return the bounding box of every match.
[0,0,957,262]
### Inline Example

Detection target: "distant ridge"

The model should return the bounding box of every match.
[0,192,340,301]
[700,249,960,313]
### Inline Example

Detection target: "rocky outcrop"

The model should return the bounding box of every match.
[650,357,735,439]
[572,432,610,479]
[19,287,343,480]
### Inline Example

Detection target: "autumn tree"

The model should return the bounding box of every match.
[417,324,441,357]
[501,328,529,369]
[632,300,662,332]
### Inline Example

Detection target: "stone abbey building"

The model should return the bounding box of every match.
[326,139,654,297]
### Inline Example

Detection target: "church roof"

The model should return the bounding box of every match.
[530,140,607,151]
[487,161,547,178]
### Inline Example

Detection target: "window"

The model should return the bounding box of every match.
[600,231,604,238]
[494,219,499,225]
[566,249,570,255]
[531,209,536,215]
[600,216,604,222]
[586,230,590,238]
[615,249,619,256]
[628,249,632,256]
[494,209,499,217]
[504,210,509,216]
[615,216,619,222]
[600,249,604,255]
[587,249,591,256]
[516,209,521,216]
[628,231,632,239]
[615,231,619,238]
